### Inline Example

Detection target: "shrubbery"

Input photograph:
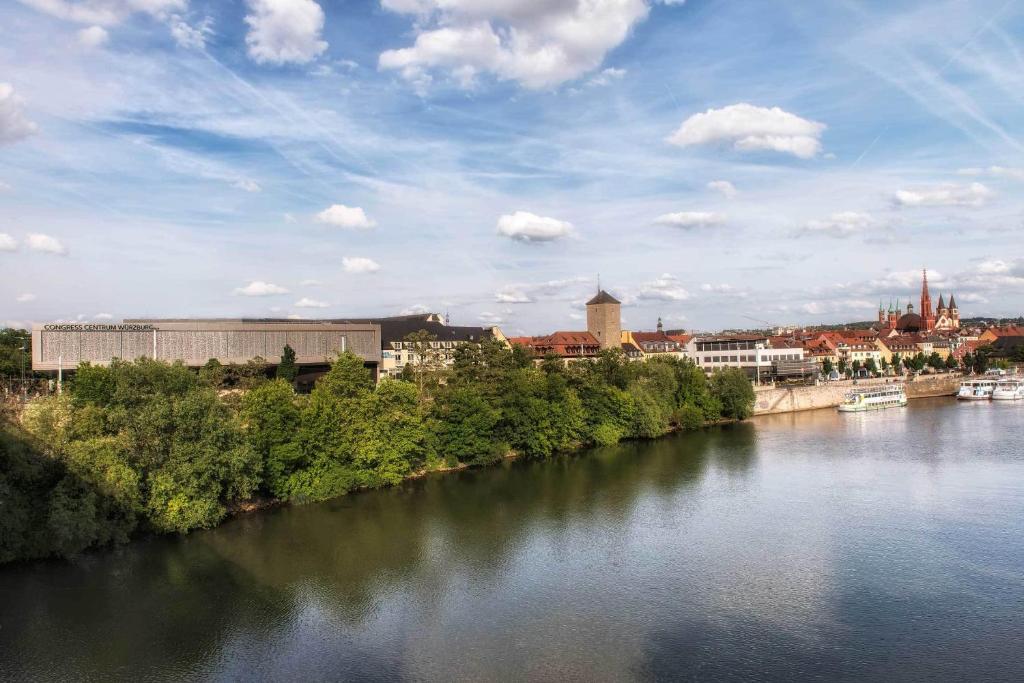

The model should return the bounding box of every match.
[1,342,754,563]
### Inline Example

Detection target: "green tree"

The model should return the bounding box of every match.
[403,330,444,397]
[199,358,226,387]
[927,351,943,370]
[864,358,878,375]
[822,358,834,376]
[710,367,755,420]
[241,379,301,495]
[431,386,503,466]
[276,344,298,383]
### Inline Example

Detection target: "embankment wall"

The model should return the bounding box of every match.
[753,375,959,416]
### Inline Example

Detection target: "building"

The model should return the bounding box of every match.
[622,323,689,360]
[32,319,381,376]
[586,289,621,350]
[877,269,960,334]
[520,331,601,359]
[341,314,502,379]
[691,334,804,379]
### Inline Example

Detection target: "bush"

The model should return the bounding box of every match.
[675,404,705,431]
[592,423,624,446]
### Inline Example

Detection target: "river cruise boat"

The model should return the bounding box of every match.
[992,379,1024,401]
[837,385,907,412]
[958,379,997,401]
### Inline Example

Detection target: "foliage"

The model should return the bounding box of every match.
[3,344,758,564]
[709,367,756,420]
[277,345,298,383]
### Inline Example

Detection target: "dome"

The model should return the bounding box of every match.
[896,313,923,332]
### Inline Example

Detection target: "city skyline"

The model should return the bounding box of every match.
[2,0,1024,335]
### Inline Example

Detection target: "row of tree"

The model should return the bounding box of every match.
[0,340,755,564]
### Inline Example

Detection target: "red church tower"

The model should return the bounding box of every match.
[920,269,936,332]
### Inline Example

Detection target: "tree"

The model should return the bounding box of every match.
[864,358,878,375]
[403,330,444,397]
[891,354,902,373]
[838,358,848,375]
[199,359,226,388]
[431,386,502,466]
[945,355,960,370]
[276,344,298,383]
[852,359,862,373]
[822,358,834,376]
[710,367,755,420]
[241,380,301,496]
[927,351,943,370]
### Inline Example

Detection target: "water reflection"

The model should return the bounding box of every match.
[2,400,1023,681]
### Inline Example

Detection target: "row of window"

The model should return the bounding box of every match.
[699,352,803,364]
[696,340,764,351]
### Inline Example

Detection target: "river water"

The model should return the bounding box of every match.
[2,398,1023,682]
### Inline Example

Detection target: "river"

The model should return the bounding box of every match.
[2,398,1023,681]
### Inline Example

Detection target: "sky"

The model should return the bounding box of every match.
[1,0,1023,335]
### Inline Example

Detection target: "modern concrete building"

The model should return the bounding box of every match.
[586,289,621,350]
[691,334,805,379]
[32,319,381,374]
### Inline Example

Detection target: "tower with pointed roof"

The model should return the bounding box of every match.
[887,299,899,328]
[586,287,621,350]
[920,268,936,331]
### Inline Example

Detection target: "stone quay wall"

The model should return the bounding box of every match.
[753,375,960,416]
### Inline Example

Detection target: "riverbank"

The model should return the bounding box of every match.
[753,375,960,415]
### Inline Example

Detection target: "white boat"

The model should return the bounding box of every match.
[992,379,1024,401]
[958,379,996,401]
[838,385,907,412]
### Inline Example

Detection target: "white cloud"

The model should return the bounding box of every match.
[400,303,431,315]
[245,0,327,65]
[283,213,297,223]
[587,67,626,87]
[706,180,737,198]
[94,313,113,320]
[342,256,381,274]
[26,233,67,255]
[700,283,735,294]
[299,278,323,286]
[294,297,329,308]
[16,0,185,25]
[654,211,725,229]
[801,211,875,238]
[169,14,213,49]
[77,25,109,48]
[495,276,588,304]
[667,103,826,159]
[957,166,1024,182]
[637,273,690,301]
[16,293,36,303]
[478,311,504,324]
[233,178,261,192]
[233,280,289,296]
[378,0,649,90]
[0,233,17,251]
[893,182,992,208]
[0,83,39,146]
[0,181,10,192]
[496,211,573,242]
[800,299,875,315]
[315,204,376,229]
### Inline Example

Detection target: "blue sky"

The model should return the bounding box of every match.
[1,0,1023,334]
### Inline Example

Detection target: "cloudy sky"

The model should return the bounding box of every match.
[1,0,1023,334]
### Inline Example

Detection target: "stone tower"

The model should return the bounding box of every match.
[586,289,621,350]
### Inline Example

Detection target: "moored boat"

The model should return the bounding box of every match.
[838,385,907,412]
[992,379,1024,401]
[958,379,996,401]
